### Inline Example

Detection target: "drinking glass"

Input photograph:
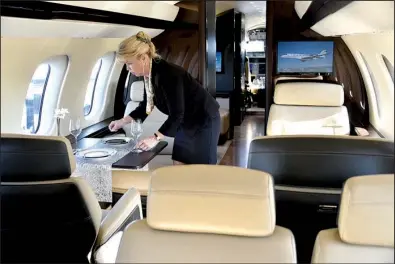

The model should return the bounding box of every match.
[69,118,82,152]
[130,119,143,152]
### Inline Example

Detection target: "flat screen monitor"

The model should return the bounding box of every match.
[216,51,223,73]
[277,41,334,74]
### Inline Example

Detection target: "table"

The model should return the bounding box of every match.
[112,141,168,169]
[72,138,167,203]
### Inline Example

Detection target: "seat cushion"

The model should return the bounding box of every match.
[267,104,350,136]
[338,174,394,247]
[112,170,151,196]
[219,108,230,135]
[111,156,174,196]
[117,220,297,263]
[274,82,344,106]
[312,229,394,263]
[147,165,276,237]
[274,76,324,85]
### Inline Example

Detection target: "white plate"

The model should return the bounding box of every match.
[76,148,116,159]
[102,137,132,146]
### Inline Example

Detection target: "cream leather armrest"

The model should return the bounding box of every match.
[93,188,142,263]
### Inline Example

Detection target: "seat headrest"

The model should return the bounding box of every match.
[338,174,394,247]
[274,82,344,106]
[0,134,75,182]
[147,165,275,237]
[274,75,323,84]
[130,81,144,102]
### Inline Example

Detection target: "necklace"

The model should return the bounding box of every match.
[144,59,154,114]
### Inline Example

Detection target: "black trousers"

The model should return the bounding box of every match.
[172,110,221,164]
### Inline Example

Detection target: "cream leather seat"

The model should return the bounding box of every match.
[116,165,297,263]
[274,75,324,85]
[216,97,231,143]
[1,134,143,263]
[267,82,350,136]
[312,174,394,263]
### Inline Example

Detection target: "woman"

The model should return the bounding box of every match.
[109,31,221,165]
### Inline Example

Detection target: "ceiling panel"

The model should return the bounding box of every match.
[216,1,266,30]
[44,1,179,21]
[294,1,312,18]
[1,17,164,38]
[311,1,394,36]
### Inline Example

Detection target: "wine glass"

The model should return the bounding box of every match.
[69,118,82,152]
[130,119,143,152]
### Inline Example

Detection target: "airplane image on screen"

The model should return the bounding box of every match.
[280,50,328,62]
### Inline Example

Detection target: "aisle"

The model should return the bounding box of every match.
[219,115,265,167]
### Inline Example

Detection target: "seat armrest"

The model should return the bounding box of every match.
[96,188,142,248]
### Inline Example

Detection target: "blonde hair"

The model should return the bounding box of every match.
[116,31,160,63]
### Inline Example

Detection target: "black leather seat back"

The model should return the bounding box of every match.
[1,134,101,263]
[248,136,394,189]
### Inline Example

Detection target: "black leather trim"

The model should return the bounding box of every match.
[1,137,71,182]
[248,137,394,188]
[1,1,198,30]
[114,65,129,119]
[1,182,96,263]
[275,188,340,205]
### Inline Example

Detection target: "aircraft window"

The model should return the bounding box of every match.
[356,51,380,115]
[22,64,51,133]
[84,59,103,116]
[125,72,131,90]
[123,72,132,105]
[83,51,116,119]
[381,54,394,83]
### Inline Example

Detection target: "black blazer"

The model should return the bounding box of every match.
[129,59,219,137]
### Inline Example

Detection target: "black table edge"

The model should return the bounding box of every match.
[111,141,168,169]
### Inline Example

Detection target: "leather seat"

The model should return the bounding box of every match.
[312,174,394,263]
[274,75,324,85]
[267,82,350,135]
[116,165,297,263]
[216,97,231,142]
[1,134,143,263]
[247,135,394,262]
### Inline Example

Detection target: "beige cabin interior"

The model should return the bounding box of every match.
[1,1,394,263]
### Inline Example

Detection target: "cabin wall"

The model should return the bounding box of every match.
[342,32,394,139]
[153,30,200,80]
[215,10,245,128]
[234,11,246,125]
[113,29,201,118]
[1,38,124,135]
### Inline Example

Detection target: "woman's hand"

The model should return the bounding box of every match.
[108,116,132,132]
[137,136,159,151]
